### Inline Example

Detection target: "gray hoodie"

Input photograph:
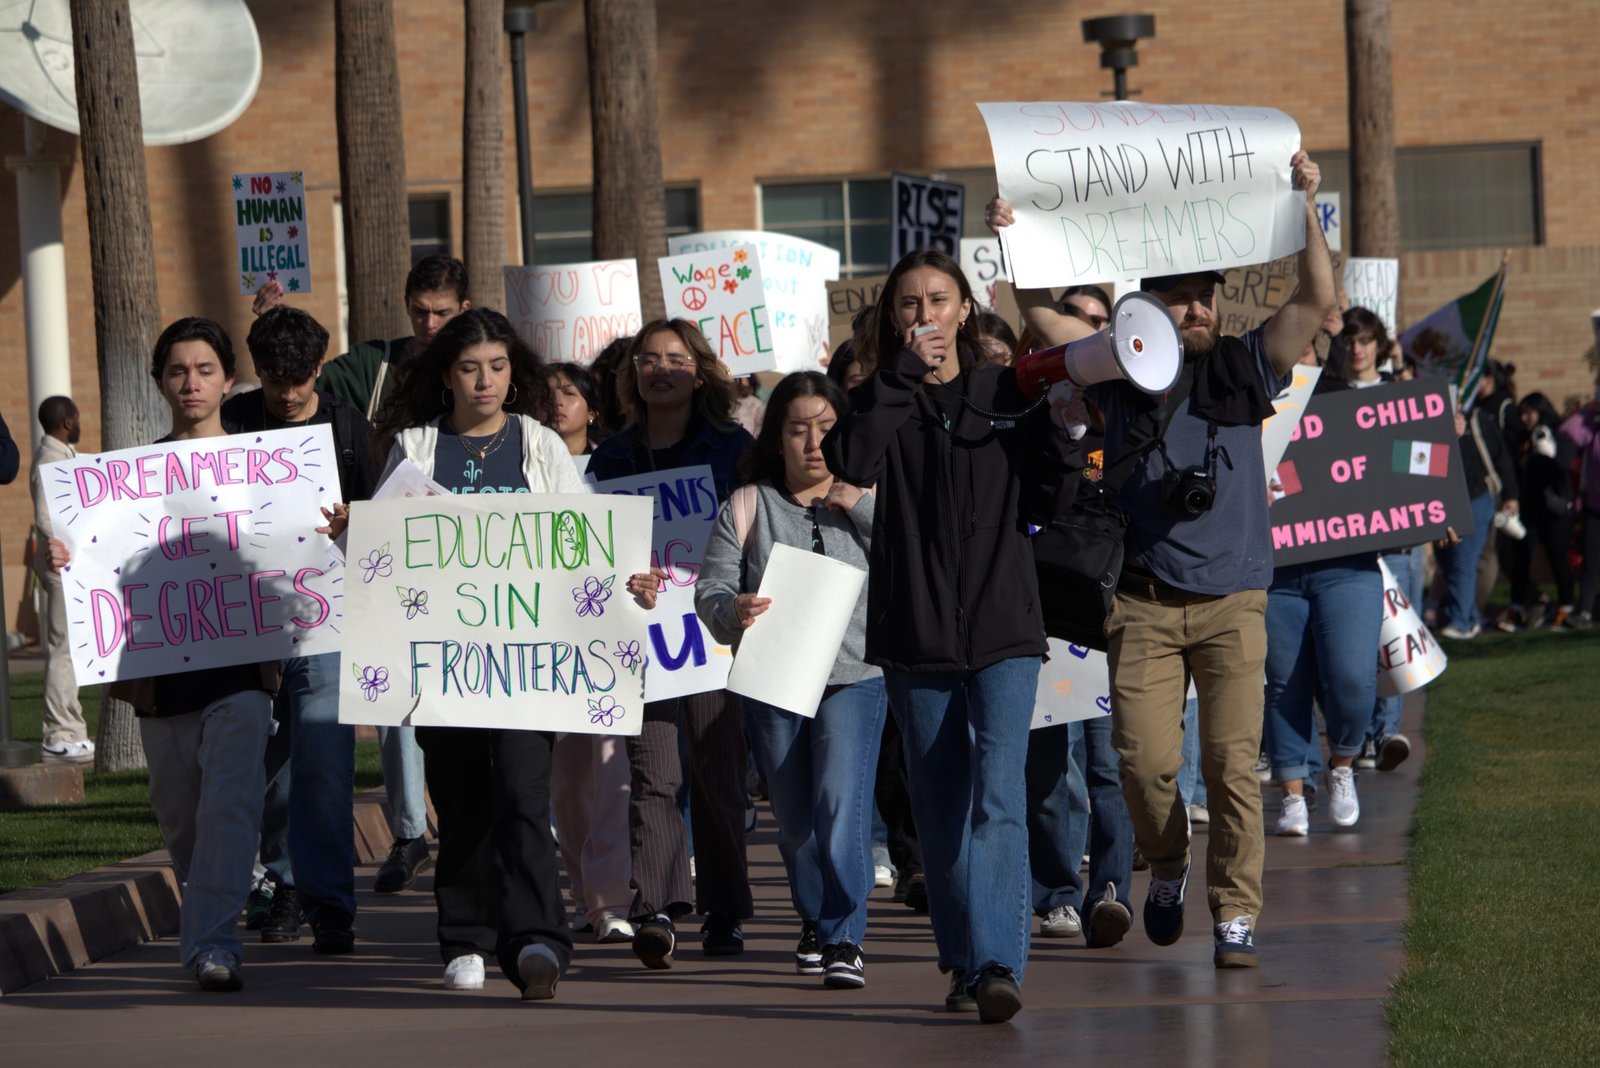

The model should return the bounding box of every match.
[695,480,879,686]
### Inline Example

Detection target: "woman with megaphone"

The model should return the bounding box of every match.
[821,248,1090,1024]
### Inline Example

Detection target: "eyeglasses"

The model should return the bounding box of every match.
[633,353,695,371]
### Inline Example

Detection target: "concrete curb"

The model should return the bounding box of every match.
[0,788,403,995]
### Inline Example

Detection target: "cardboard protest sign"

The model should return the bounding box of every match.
[891,172,965,262]
[337,493,652,734]
[587,466,732,702]
[1031,639,1114,730]
[504,260,642,364]
[668,231,840,372]
[1217,248,1347,338]
[658,244,778,375]
[1262,364,1324,476]
[1376,556,1447,697]
[1344,257,1399,334]
[826,275,886,351]
[44,427,344,683]
[977,102,1305,289]
[1270,377,1473,566]
[233,170,311,295]
[726,544,866,718]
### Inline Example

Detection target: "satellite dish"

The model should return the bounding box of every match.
[0,0,262,146]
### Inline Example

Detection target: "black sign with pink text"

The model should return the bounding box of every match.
[1270,377,1474,566]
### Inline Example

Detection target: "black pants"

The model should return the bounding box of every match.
[626,690,751,920]
[874,708,922,876]
[415,726,571,986]
[1507,511,1577,609]
[1580,508,1600,616]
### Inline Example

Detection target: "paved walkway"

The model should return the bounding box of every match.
[1,698,1419,1067]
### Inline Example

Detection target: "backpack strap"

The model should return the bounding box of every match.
[731,483,758,556]
[1100,363,1197,497]
[329,398,360,501]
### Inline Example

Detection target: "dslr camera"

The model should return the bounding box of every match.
[1162,465,1217,517]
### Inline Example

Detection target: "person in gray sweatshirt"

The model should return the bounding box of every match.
[696,372,883,991]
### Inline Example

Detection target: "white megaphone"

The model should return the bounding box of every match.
[1013,291,1183,399]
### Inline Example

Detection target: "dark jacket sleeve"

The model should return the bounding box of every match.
[1479,408,1519,504]
[344,407,381,502]
[822,344,927,486]
[0,410,19,485]
[1017,409,1085,528]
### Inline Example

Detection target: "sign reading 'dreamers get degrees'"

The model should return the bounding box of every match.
[44,426,344,683]
[977,102,1305,290]
[727,544,866,718]
[233,171,311,295]
[337,493,653,734]
[587,466,732,702]
[503,260,642,364]
[1031,640,1114,731]
[669,232,840,372]
[658,244,778,375]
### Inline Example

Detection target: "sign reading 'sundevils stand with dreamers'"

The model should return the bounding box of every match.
[977,102,1305,290]
[658,244,778,376]
[503,260,642,364]
[587,466,732,702]
[337,493,652,734]
[1270,378,1473,566]
[233,171,311,295]
[44,426,345,683]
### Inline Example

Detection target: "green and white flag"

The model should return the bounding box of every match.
[1399,263,1507,410]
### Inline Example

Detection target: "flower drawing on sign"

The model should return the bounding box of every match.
[360,544,394,583]
[733,248,748,263]
[587,695,625,728]
[275,179,287,194]
[354,663,391,702]
[287,225,299,239]
[287,277,301,292]
[242,272,256,290]
[290,171,304,186]
[722,279,738,294]
[736,265,752,281]
[615,639,643,674]
[573,574,616,618]
[232,175,243,190]
[397,586,430,619]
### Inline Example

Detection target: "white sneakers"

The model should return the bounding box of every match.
[1040,904,1082,938]
[1328,766,1360,827]
[41,739,95,765]
[444,954,485,990]
[595,914,635,943]
[1275,793,1310,836]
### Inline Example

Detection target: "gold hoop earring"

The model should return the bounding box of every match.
[503,383,519,408]
[440,387,452,407]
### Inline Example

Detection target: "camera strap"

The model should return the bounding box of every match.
[1101,362,1196,497]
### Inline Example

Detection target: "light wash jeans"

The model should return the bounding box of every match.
[1178,696,1209,809]
[142,689,274,969]
[886,656,1039,986]
[1025,722,1086,915]
[1436,491,1497,633]
[379,724,429,839]
[744,676,887,948]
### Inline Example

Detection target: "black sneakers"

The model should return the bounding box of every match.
[1213,915,1258,968]
[701,915,745,957]
[633,914,676,969]
[821,943,865,989]
[260,889,301,943]
[971,965,1022,1024]
[373,836,430,894]
[1085,882,1132,948]
[1143,864,1188,947]
[795,921,823,975]
[944,970,977,1012]
[311,908,355,954]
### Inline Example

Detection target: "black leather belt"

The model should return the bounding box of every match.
[1119,562,1180,599]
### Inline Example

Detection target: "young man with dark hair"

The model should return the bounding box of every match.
[30,396,91,764]
[223,306,378,954]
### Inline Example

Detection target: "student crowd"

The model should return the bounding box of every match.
[14,146,1597,1025]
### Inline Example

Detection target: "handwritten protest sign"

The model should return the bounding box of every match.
[668,232,840,372]
[726,544,866,718]
[1316,192,1341,253]
[1262,364,1323,476]
[1376,556,1446,697]
[658,244,777,375]
[826,275,886,350]
[337,493,652,734]
[587,466,731,702]
[959,238,1007,310]
[1031,639,1114,730]
[891,173,965,263]
[233,170,311,295]
[977,102,1305,289]
[504,260,642,364]
[1217,249,1347,338]
[1270,377,1472,566]
[1343,256,1400,334]
[44,427,343,683]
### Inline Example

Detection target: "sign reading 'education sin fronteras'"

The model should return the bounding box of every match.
[337,493,653,736]
[977,102,1305,289]
[43,426,346,684]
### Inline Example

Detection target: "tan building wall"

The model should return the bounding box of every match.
[2,0,1598,633]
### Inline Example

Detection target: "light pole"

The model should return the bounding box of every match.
[1081,14,1155,102]
[504,0,542,265]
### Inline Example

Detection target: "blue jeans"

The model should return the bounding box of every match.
[744,676,887,948]
[281,653,357,917]
[885,657,1038,984]
[1076,714,1134,910]
[1025,723,1086,915]
[1371,547,1424,741]
[1177,696,1208,809]
[1436,491,1497,633]
[1264,558,1384,782]
[378,724,429,840]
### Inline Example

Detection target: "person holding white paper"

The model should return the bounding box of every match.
[370,308,663,1001]
[696,372,884,990]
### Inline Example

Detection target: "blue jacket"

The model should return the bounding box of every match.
[587,416,753,502]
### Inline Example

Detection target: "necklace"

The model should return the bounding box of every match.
[454,415,509,462]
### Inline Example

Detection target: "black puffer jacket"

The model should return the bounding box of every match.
[823,344,1083,673]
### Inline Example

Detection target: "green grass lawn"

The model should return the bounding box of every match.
[0,668,383,896]
[1389,626,1600,1065]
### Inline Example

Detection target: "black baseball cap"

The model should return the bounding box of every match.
[1141,270,1227,293]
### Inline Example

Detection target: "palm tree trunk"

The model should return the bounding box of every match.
[1346,0,1399,257]
[463,0,508,310]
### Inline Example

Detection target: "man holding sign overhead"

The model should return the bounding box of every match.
[992,134,1336,971]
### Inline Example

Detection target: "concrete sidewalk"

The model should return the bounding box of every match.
[0,699,1421,1066]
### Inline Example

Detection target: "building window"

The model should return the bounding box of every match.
[530,186,701,263]
[759,179,891,277]
[409,194,452,263]
[1315,143,1541,251]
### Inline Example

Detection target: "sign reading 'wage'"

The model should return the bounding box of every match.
[657,244,777,375]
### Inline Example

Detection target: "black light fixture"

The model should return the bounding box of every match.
[504,0,545,265]
[1081,13,1156,102]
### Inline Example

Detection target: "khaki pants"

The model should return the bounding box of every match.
[1107,582,1268,924]
[33,550,87,746]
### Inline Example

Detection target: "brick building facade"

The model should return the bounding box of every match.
[1,0,1597,634]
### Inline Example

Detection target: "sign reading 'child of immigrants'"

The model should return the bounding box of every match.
[233,170,311,295]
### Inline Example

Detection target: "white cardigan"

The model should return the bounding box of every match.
[380,414,588,495]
